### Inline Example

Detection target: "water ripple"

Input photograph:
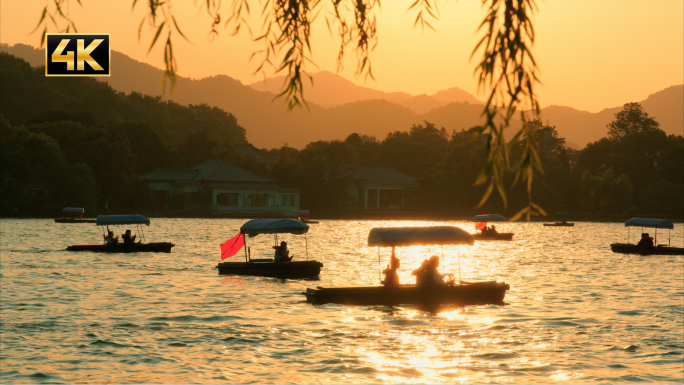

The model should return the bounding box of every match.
[1,218,683,383]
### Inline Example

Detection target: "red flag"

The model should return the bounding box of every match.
[220,231,245,260]
[475,222,487,230]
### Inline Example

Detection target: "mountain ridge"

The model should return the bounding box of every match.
[248,70,483,114]
[2,43,681,150]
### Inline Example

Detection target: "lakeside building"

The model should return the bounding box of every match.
[143,159,299,215]
[347,164,419,211]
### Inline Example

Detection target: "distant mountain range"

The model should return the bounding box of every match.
[249,71,483,114]
[2,43,682,149]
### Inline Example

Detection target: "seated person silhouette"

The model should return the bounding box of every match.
[412,259,430,286]
[104,231,118,246]
[273,241,293,262]
[413,255,452,286]
[637,233,654,248]
[122,229,137,245]
[382,255,400,288]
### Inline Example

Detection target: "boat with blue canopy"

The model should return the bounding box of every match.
[305,226,510,307]
[216,219,323,279]
[54,207,96,223]
[66,215,174,253]
[472,214,514,241]
[610,218,682,255]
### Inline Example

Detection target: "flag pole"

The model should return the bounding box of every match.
[243,233,248,262]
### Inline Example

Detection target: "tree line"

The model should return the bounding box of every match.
[1,53,682,218]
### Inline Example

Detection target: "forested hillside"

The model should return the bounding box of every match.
[0,53,247,216]
[1,52,681,218]
[3,43,681,150]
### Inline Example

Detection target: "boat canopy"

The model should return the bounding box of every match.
[472,214,505,222]
[291,210,311,215]
[62,207,84,213]
[368,226,474,247]
[96,215,150,226]
[240,219,309,235]
[625,218,674,229]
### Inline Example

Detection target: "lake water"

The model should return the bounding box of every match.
[1,219,683,383]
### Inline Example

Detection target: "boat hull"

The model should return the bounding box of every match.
[305,281,510,306]
[55,218,97,223]
[217,260,323,279]
[610,243,684,255]
[66,242,175,253]
[473,233,514,241]
[543,223,575,227]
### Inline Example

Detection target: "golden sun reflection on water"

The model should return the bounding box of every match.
[1,219,683,383]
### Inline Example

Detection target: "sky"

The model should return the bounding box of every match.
[1,0,682,113]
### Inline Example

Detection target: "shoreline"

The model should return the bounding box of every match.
[6,213,684,223]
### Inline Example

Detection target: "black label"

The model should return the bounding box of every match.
[46,34,110,76]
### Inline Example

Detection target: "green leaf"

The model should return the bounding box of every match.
[148,21,166,53]
[172,15,190,42]
[30,7,47,34]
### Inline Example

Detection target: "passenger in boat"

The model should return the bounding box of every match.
[122,229,137,245]
[412,259,430,286]
[273,241,293,262]
[425,255,448,286]
[382,256,400,287]
[637,233,654,248]
[415,256,453,286]
[104,231,118,246]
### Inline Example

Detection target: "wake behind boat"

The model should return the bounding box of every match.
[216,219,323,279]
[610,218,683,255]
[305,226,510,306]
[66,215,174,253]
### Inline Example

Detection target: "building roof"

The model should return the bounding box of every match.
[144,169,201,181]
[348,164,419,187]
[144,160,276,185]
[193,159,275,183]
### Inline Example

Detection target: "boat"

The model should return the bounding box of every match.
[66,215,174,253]
[544,213,574,227]
[610,218,683,255]
[54,207,96,223]
[216,218,323,279]
[543,221,574,227]
[305,226,510,306]
[472,214,514,241]
[306,281,509,306]
[292,209,319,224]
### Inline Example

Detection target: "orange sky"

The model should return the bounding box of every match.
[1,0,682,112]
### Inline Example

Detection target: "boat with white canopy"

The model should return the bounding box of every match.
[305,226,510,306]
[216,219,323,279]
[66,215,174,253]
[611,218,683,255]
[54,207,96,223]
[472,214,514,241]
[291,209,319,224]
